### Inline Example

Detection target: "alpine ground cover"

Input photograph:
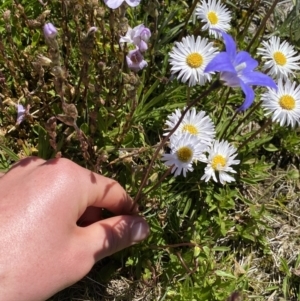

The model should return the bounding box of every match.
[1,0,300,300]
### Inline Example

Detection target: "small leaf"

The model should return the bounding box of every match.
[31,31,40,47]
[263,143,279,152]
[287,169,299,180]
[0,144,19,161]
[215,270,236,279]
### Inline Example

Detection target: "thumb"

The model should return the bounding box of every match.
[78,215,149,263]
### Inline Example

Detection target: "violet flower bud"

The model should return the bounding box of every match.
[138,40,148,52]
[126,48,147,72]
[43,23,58,40]
[140,28,151,42]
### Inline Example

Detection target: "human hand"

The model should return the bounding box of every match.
[0,157,149,301]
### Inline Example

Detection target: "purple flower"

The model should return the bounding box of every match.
[205,32,277,111]
[43,23,58,40]
[104,0,141,9]
[16,104,26,125]
[120,24,151,52]
[126,48,147,72]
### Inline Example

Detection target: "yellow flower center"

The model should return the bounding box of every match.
[186,53,203,68]
[279,94,296,110]
[273,51,287,66]
[176,146,193,163]
[207,11,219,25]
[211,155,226,170]
[182,124,198,135]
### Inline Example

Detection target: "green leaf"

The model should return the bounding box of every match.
[0,144,19,162]
[280,257,291,276]
[215,270,236,279]
[37,125,51,159]
[263,143,279,152]
[212,246,231,252]
[80,123,89,135]
[31,31,40,47]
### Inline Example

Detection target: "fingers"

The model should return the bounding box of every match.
[4,156,137,216]
[77,215,149,263]
[42,158,138,215]
[83,173,137,215]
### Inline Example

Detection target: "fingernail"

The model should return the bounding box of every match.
[131,221,149,242]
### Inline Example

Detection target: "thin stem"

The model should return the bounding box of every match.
[133,80,221,206]
[219,110,238,140]
[187,86,191,106]
[225,101,262,140]
[237,118,272,151]
[246,0,280,52]
[216,87,230,126]
[176,252,192,274]
[143,166,173,195]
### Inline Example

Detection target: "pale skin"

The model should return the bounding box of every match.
[0,157,149,301]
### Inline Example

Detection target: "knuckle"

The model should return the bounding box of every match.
[46,158,80,184]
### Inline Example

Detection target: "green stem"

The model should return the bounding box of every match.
[187,86,191,106]
[219,110,238,141]
[237,118,272,151]
[216,87,230,126]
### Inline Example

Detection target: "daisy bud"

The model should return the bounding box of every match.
[43,22,58,40]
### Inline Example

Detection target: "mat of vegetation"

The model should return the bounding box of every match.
[1,0,300,300]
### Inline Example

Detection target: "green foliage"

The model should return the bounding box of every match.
[0,0,300,300]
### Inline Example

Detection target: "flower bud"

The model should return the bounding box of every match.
[140,28,151,42]
[138,40,148,52]
[43,22,58,40]
[36,54,52,66]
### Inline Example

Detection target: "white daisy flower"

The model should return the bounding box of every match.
[257,36,300,80]
[161,132,207,177]
[164,107,215,145]
[261,78,300,127]
[195,0,231,38]
[200,140,240,184]
[169,35,218,86]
